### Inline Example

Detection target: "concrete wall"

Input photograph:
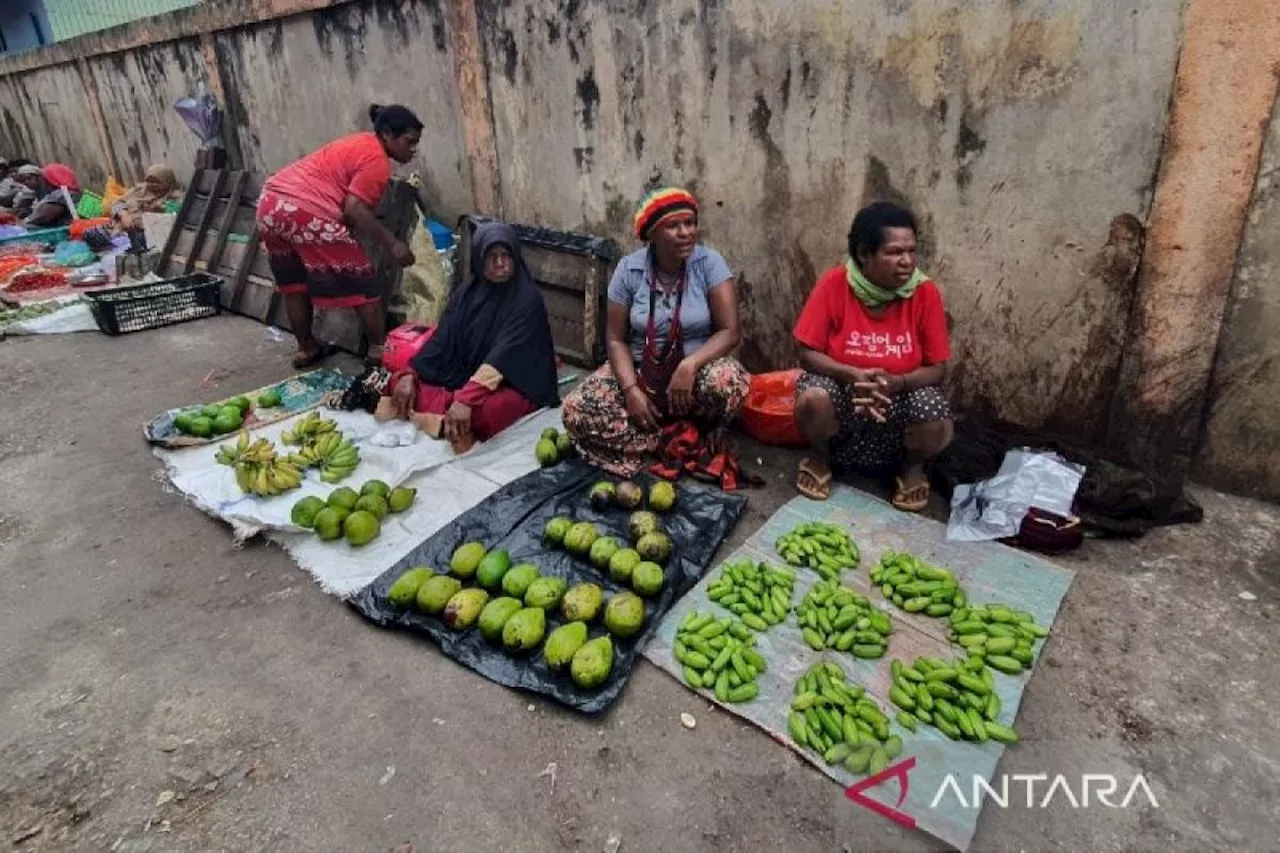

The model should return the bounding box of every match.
[3,0,1280,499]
[479,0,1183,442]
[211,1,471,216]
[1194,90,1280,499]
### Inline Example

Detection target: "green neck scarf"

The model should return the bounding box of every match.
[845,258,927,307]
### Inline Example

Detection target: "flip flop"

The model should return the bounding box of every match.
[891,476,930,512]
[291,343,336,370]
[796,458,833,501]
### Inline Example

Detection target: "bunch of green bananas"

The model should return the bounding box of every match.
[280,411,338,446]
[214,430,254,466]
[279,412,361,482]
[215,431,304,497]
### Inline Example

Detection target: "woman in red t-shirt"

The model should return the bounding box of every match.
[792,202,954,510]
[257,104,422,368]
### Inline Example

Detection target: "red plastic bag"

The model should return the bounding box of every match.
[741,369,807,447]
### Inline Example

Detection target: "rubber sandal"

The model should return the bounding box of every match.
[891,476,930,512]
[796,458,833,501]
[291,343,335,370]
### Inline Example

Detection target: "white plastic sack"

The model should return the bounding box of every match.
[947,448,1084,542]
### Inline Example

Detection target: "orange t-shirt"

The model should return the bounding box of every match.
[263,132,391,220]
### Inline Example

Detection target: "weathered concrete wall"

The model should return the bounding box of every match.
[87,39,210,186]
[479,0,1183,441]
[1194,91,1280,499]
[213,1,472,216]
[1109,0,1280,483]
[0,62,100,184]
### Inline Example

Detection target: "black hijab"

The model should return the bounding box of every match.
[411,222,559,408]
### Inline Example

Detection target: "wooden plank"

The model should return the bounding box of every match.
[183,169,228,275]
[157,167,204,277]
[205,171,248,277]
[230,229,262,315]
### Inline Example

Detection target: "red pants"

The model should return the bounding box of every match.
[414,383,534,440]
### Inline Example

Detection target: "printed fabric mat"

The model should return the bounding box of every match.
[350,461,747,714]
[642,485,1074,851]
[144,368,351,448]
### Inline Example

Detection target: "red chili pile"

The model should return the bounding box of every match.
[6,268,67,293]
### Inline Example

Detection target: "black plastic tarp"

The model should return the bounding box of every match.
[349,460,747,713]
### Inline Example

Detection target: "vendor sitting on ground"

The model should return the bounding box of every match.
[792,201,953,512]
[24,163,81,228]
[113,164,182,236]
[562,187,750,476]
[378,221,559,449]
[257,104,421,369]
[3,164,49,222]
[0,158,33,210]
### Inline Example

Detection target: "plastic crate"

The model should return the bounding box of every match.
[87,273,223,335]
[0,226,70,247]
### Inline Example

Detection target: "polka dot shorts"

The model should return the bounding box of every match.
[795,372,952,472]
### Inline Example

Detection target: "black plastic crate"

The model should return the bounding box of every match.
[87,273,223,335]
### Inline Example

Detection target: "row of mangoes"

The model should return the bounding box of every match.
[543,509,673,599]
[385,544,652,689]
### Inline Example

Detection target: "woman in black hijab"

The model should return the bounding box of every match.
[379,222,558,449]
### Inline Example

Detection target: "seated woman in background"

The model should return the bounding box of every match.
[257,104,421,368]
[113,165,182,233]
[23,163,80,227]
[562,187,750,476]
[378,222,559,450]
[0,159,33,210]
[1,163,40,218]
[792,202,953,511]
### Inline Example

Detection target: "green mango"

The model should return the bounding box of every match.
[608,548,642,583]
[636,532,672,565]
[535,439,559,467]
[555,432,575,459]
[416,575,462,615]
[502,564,539,598]
[631,561,665,598]
[502,607,547,652]
[450,542,487,578]
[544,621,589,672]
[614,481,643,509]
[443,588,489,630]
[476,548,513,590]
[525,577,568,610]
[540,427,560,443]
[588,481,616,510]
[603,592,646,639]
[543,516,572,546]
[648,480,678,512]
[387,567,433,609]
[588,536,621,570]
[628,511,661,542]
[563,522,598,556]
[479,597,524,643]
[571,636,615,689]
[561,583,604,622]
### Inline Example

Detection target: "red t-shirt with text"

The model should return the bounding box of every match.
[792,266,950,375]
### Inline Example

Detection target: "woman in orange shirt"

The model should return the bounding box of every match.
[257,104,422,368]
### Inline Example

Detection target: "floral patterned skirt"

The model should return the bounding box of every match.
[563,357,751,477]
[256,191,379,308]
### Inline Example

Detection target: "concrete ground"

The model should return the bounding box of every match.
[1,315,1278,853]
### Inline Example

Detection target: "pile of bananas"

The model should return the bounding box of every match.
[280,412,361,483]
[215,431,304,498]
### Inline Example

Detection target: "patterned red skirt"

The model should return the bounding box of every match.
[255,191,380,308]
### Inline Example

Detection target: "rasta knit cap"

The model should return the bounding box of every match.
[633,187,697,240]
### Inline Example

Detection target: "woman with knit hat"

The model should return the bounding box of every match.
[562,187,749,476]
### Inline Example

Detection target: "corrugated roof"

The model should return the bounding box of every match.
[44,0,200,42]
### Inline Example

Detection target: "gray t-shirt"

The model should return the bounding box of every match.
[607,244,733,363]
